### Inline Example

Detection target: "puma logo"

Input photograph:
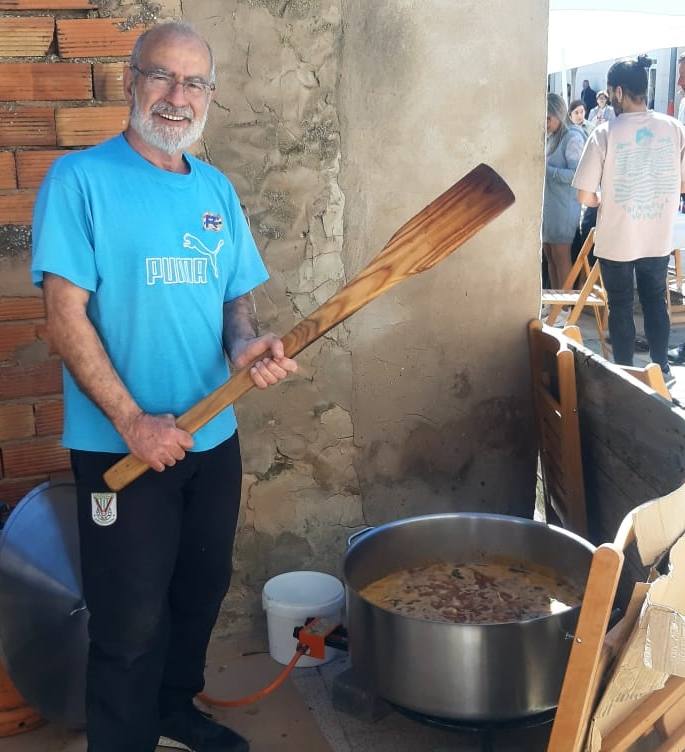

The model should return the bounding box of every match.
[183,233,224,278]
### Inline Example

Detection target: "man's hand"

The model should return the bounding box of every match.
[230,334,298,389]
[577,188,600,208]
[120,412,194,472]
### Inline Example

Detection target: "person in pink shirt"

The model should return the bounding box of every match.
[573,55,685,385]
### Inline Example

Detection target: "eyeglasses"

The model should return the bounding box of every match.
[131,65,215,98]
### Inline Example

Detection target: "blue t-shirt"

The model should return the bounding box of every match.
[31,134,269,452]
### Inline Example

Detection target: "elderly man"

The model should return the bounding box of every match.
[31,21,295,752]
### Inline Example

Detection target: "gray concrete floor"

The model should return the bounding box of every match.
[0,634,333,752]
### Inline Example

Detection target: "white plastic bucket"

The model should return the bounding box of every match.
[262,571,345,667]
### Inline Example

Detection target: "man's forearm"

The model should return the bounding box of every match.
[222,293,297,387]
[52,315,141,435]
[44,280,141,437]
[45,278,194,469]
[222,294,258,361]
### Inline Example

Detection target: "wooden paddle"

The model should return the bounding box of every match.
[104,163,515,491]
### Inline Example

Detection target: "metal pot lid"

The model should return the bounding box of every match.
[0,481,87,727]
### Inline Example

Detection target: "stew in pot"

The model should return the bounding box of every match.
[359,557,583,624]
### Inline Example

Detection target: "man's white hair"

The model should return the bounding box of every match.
[130,21,215,83]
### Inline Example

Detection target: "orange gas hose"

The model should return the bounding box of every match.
[197,644,309,708]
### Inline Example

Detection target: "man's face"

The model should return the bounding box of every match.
[607,85,622,115]
[679,61,685,93]
[569,104,585,125]
[582,80,589,90]
[125,32,213,155]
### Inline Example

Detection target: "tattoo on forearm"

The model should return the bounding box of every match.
[223,293,259,359]
[240,293,259,334]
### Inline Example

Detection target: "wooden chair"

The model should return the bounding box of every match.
[530,320,685,748]
[528,319,587,536]
[618,364,672,402]
[534,324,683,749]
[562,325,672,402]
[560,324,583,346]
[548,516,685,751]
[542,229,610,358]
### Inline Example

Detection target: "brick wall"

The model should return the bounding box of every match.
[0,0,145,504]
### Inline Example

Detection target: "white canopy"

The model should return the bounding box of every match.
[548,0,685,73]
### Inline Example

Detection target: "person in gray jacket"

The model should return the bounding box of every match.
[542,92,586,291]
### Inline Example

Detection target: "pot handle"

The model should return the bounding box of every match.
[347,526,375,548]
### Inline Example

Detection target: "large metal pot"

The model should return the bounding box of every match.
[344,513,595,722]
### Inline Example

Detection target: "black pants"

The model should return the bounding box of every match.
[570,205,597,267]
[71,434,242,752]
[599,256,670,370]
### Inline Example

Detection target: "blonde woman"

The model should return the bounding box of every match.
[542,93,585,291]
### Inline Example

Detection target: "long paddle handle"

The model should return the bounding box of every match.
[104,163,514,491]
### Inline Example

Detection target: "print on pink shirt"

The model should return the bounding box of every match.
[613,128,679,221]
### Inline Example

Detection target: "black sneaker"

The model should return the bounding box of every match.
[662,368,677,388]
[158,706,249,752]
[668,343,685,365]
[634,336,650,352]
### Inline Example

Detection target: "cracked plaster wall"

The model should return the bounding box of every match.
[340,1,546,525]
[183,0,359,633]
[187,0,547,634]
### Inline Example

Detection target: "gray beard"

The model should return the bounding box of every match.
[129,93,208,155]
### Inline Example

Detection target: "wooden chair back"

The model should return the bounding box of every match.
[561,326,672,402]
[618,364,672,402]
[528,319,587,536]
[542,229,610,358]
[548,517,685,751]
[542,332,679,750]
